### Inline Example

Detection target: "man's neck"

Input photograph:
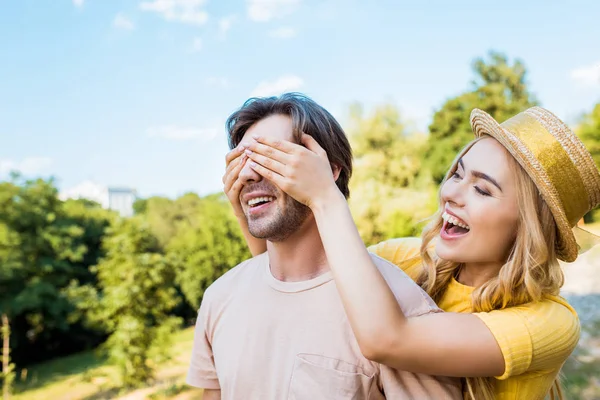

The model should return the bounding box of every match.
[266,216,329,282]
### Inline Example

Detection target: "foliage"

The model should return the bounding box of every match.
[576,103,600,223]
[425,51,538,182]
[167,194,251,309]
[72,217,182,387]
[347,103,438,245]
[0,177,111,366]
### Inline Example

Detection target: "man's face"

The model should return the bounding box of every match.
[237,114,311,241]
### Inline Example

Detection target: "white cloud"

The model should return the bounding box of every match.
[206,76,230,88]
[570,62,600,86]
[250,75,304,97]
[191,37,203,52]
[73,0,84,7]
[0,157,54,176]
[139,0,208,26]
[268,27,296,39]
[218,15,236,38]
[147,125,217,141]
[113,13,135,30]
[247,0,300,22]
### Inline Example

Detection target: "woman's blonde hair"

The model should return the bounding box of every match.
[417,136,566,400]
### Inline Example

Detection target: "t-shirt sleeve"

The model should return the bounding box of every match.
[378,365,463,399]
[186,295,221,389]
[474,298,580,380]
[368,237,424,280]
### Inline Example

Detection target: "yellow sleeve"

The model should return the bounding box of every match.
[368,237,423,281]
[474,298,580,380]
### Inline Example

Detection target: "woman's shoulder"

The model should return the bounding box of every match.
[474,295,580,379]
[477,295,579,332]
[508,295,578,320]
[368,237,424,279]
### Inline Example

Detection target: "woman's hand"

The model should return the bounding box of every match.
[222,146,247,219]
[243,134,341,210]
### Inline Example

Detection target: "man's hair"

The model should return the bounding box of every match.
[225,92,353,198]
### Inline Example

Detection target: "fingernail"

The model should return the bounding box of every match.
[252,135,259,140]
[244,149,253,155]
[249,161,257,168]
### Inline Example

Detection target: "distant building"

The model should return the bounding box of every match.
[60,180,137,217]
[108,187,137,217]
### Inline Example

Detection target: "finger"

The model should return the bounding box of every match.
[300,134,327,157]
[248,161,286,188]
[225,146,244,166]
[223,154,241,184]
[224,155,247,191]
[225,153,245,177]
[245,151,286,176]
[230,176,244,197]
[245,141,291,165]
[250,134,299,154]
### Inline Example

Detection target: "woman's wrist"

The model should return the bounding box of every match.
[310,187,347,218]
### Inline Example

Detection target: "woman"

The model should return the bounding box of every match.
[222,106,600,399]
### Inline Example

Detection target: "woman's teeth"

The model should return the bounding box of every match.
[442,212,470,230]
[248,196,275,206]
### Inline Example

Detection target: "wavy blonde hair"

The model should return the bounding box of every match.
[417,137,566,400]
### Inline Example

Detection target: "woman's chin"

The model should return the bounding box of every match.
[435,242,464,263]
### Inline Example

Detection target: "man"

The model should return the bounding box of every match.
[187,93,461,399]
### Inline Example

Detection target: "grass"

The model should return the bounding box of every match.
[12,326,203,400]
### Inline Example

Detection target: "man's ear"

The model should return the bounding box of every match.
[331,163,342,182]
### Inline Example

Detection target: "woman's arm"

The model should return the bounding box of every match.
[244,134,504,377]
[223,147,267,256]
[311,192,504,377]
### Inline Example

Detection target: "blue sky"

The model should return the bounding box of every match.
[1,0,599,198]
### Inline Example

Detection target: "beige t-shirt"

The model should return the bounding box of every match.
[187,252,461,399]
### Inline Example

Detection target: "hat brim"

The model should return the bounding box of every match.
[469,108,578,262]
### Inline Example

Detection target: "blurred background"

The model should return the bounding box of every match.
[1,1,599,399]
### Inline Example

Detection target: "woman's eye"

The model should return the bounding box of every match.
[475,186,491,196]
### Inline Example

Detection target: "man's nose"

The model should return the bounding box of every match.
[238,157,262,185]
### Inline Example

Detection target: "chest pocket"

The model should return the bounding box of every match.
[287,353,377,400]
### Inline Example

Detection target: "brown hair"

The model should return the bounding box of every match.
[225,92,353,198]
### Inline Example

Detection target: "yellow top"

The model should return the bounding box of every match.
[368,237,581,400]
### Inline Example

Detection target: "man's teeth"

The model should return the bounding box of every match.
[248,196,275,206]
[442,212,470,230]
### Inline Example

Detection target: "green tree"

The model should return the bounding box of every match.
[426,51,538,182]
[81,217,181,387]
[0,177,100,369]
[577,103,600,222]
[168,194,250,309]
[347,103,438,245]
[577,103,600,169]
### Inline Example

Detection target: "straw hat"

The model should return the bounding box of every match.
[469,106,600,262]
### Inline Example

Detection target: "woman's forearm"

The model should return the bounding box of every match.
[311,190,407,355]
[309,191,505,377]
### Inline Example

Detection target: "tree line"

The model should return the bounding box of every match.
[1,51,599,393]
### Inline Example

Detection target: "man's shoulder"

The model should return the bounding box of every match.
[369,253,440,316]
[203,253,267,303]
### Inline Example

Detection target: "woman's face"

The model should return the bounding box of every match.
[436,138,520,266]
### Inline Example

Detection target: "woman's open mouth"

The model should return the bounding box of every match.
[440,211,470,240]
